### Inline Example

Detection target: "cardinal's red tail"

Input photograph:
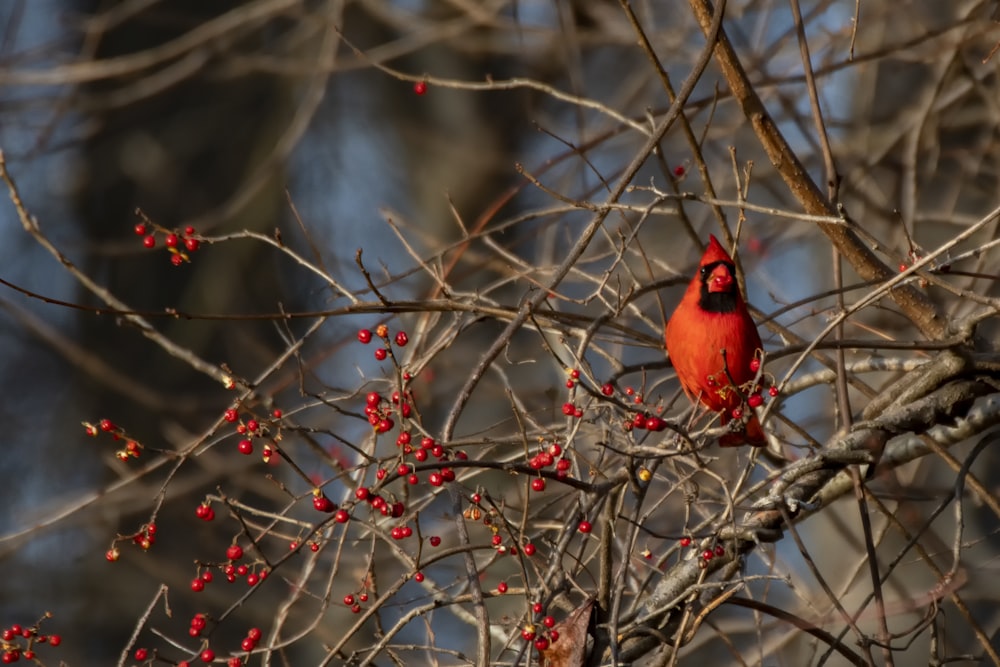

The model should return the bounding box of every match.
[719,415,767,448]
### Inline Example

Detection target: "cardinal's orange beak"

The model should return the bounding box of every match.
[706,264,734,293]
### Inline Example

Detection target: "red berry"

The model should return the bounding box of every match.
[224,408,239,422]
[191,578,205,592]
[374,348,387,361]
[241,638,255,651]
[673,165,685,177]
[578,520,592,534]
[358,329,373,344]
[312,495,335,513]
[543,615,555,628]
[497,581,508,594]
[601,383,614,396]
[414,81,427,95]
[200,649,215,663]
[414,571,424,582]
[491,534,503,547]
[143,234,156,248]
[184,237,200,252]
[227,544,244,560]
[715,544,725,557]
[165,233,179,248]
[524,543,536,556]
[170,253,184,266]
[106,547,120,561]
[184,225,196,236]
[334,509,350,523]
[702,549,714,561]
[679,536,692,547]
[534,637,550,651]
[731,408,743,420]
[561,402,574,415]
[769,386,779,397]
[645,416,664,431]
[247,628,262,642]
[201,570,213,582]
[531,478,546,492]
[429,535,441,547]
[133,222,147,235]
[238,439,253,455]
[521,627,536,641]
[344,593,355,605]
[394,331,408,346]
[47,636,61,647]
[135,648,149,660]
[747,394,764,408]
[236,564,249,576]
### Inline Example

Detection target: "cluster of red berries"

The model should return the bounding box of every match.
[310,489,351,523]
[105,521,158,561]
[527,442,570,489]
[205,544,267,587]
[194,501,216,522]
[136,634,218,667]
[627,412,668,432]
[488,531,538,557]
[521,602,559,653]
[463,493,537,556]
[133,523,156,550]
[134,222,201,266]
[1,620,60,663]
[239,626,263,654]
[224,407,282,462]
[366,390,411,434]
[391,429,459,486]
[83,418,143,462]
[343,591,371,614]
[357,324,408,361]
[678,536,726,567]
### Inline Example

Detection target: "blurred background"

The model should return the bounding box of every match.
[1,1,999,665]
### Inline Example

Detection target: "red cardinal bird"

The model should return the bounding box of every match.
[665,235,766,446]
